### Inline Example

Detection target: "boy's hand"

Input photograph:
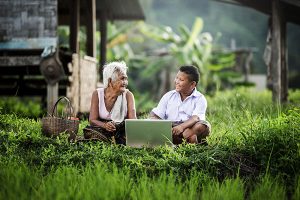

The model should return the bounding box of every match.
[172,125,184,135]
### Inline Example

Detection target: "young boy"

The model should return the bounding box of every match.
[150,65,211,144]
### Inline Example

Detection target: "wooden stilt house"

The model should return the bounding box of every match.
[0,0,145,112]
[215,0,300,103]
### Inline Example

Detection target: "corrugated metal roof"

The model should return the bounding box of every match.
[58,0,145,25]
[100,0,145,20]
[214,0,300,25]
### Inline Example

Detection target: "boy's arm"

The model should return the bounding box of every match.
[172,115,199,135]
[150,92,171,119]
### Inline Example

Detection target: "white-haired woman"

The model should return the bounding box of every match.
[84,61,136,144]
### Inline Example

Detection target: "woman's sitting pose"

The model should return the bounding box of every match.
[84,61,136,144]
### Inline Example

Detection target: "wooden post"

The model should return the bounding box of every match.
[47,83,58,114]
[244,51,253,83]
[271,0,282,103]
[99,11,107,80]
[86,0,96,58]
[281,16,288,103]
[70,0,80,53]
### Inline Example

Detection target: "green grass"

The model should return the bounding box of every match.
[249,175,286,200]
[0,97,42,118]
[1,162,298,200]
[201,177,245,200]
[0,88,299,199]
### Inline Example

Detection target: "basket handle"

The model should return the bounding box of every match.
[50,96,74,119]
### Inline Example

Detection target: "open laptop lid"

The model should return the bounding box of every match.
[125,119,173,147]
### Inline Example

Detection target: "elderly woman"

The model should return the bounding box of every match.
[84,61,136,144]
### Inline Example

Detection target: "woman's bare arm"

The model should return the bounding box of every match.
[89,90,106,127]
[126,90,137,119]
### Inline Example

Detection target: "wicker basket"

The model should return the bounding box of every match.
[41,97,79,137]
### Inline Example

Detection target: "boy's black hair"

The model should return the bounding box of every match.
[179,65,199,84]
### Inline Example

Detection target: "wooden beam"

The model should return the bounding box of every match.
[86,0,96,57]
[281,0,300,7]
[271,0,282,103]
[244,51,253,82]
[99,11,107,80]
[280,11,288,102]
[271,0,288,103]
[70,0,80,53]
[0,88,66,96]
[0,88,46,96]
[47,83,58,113]
[0,56,41,66]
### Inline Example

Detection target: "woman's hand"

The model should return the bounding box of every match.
[104,121,116,132]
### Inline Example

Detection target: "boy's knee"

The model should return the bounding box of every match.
[193,123,210,137]
[188,134,198,143]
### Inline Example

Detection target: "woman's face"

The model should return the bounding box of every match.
[174,71,195,94]
[112,72,128,93]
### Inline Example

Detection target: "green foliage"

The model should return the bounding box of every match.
[140,0,300,75]
[96,18,238,112]
[249,175,286,200]
[0,89,299,199]
[57,16,239,112]
[292,176,300,200]
[201,177,245,200]
[0,162,41,200]
[289,89,300,105]
[0,97,42,118]
[105,22,140,62]
[138,17,237,94]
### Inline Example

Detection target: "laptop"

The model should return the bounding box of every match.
[125,119,173,147]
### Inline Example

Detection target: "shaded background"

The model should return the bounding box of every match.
[139,0,300,76]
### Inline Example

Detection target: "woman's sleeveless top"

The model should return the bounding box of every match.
[97,88,127,121]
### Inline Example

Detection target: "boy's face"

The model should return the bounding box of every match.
[174,71,196,94]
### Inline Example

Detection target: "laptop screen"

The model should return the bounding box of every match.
[125,119,173,147]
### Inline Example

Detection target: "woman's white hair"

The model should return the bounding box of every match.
[103,61,127,88]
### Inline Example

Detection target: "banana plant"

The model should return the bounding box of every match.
[96,22,144,63]
[138,17,236,93]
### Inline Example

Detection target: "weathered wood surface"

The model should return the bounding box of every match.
[70,0,80,53]
[47,83,58,114]
[271,0,287,103]
[0,56,41,66]
[86,0,96,57]
[0,0,57,49]
[67,54,97,114]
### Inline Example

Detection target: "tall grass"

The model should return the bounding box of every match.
[1,161,297,200]
[292,176,300,200]
[0,162,41,200]
[201,177,244,200]
[249,175,286,200]
[0,161,203,200]
[0,88,299,199]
